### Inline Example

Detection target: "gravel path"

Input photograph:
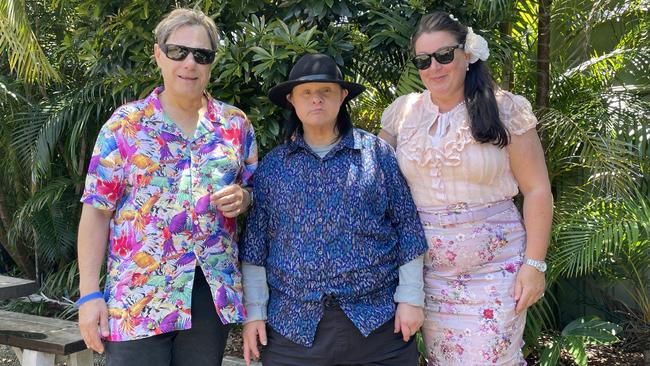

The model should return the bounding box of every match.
[0,325,259,366]
[0,346,259,366]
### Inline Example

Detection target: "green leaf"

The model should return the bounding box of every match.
[561,316,620,343]
[539,339,561,366]
[268,120,279,136]
[564,336,588,366]
[250,46,273,59]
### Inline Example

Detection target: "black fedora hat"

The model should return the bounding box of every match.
[268,53,366,109]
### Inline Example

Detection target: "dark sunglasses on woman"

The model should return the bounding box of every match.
[160,44,216,65]
[411,44,464,70]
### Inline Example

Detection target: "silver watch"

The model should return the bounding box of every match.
[524,258,547,273]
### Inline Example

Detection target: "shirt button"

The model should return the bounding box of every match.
[194,220,199,225]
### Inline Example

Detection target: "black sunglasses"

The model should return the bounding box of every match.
[411,44,464,70]
[160,44,216,65]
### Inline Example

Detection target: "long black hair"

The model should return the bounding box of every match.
[283,101,354,143]
[412,11,509,147]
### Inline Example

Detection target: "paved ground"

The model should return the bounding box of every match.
[0,345,260,366]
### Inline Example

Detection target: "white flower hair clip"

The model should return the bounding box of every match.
[464,27,490,64]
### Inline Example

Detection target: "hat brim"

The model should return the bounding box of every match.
[268,79,366,109]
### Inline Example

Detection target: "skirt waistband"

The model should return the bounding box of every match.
[418,200,514,227]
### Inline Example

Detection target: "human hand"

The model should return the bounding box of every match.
[78,298,109,353]
[394,303,424,342]
[243,320,267,366]
[211,185,250,218]
[515,264,546,314]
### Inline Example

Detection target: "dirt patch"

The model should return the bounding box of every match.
[225,324,244,358]
[525,343,645,365]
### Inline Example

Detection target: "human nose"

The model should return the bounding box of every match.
[311,93,324,104]
[181,52,198,67]
[428,58,444,70]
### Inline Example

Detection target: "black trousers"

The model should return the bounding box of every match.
[261,305,419,366]
[104,268,231,366]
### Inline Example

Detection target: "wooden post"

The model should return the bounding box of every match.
[21,349,55,366]
[500,21,514,91]
[536,0,552,109]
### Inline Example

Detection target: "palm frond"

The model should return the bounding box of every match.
[542,82,646,196]
[550,190,650,277]
[0,0,60,84]
[468,0,517,23]
[396,62,425,96]
[0,78,29,105]
[9,178,74,237]
[526,290,559,334]
[7,177,77,269]
[10,79,123,181]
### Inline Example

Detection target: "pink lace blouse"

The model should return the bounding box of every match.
[381,90,538,207]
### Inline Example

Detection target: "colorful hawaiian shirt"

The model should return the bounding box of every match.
[241,128,428,347]
[81,87,257,341]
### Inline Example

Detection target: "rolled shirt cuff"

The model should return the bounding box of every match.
[242,262,269,323]
[243,303,267,323]
[393,255,425,307]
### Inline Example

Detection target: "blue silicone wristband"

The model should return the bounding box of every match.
[75,291,104,307]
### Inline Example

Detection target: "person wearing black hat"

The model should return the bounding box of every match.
[239,53,428,366]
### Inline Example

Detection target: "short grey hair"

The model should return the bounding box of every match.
[154,8,219,50]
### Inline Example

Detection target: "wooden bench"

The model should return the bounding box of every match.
[0,275,39,301]
[0,310,92,366]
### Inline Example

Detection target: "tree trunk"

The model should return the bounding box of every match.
[76,138,87,195]
[536,0,552,109]
[500,21,514,91]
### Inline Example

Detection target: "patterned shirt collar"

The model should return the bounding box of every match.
[146,86,221,139]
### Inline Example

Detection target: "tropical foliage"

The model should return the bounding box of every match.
[539,316,622,366]
[1,0,649,363]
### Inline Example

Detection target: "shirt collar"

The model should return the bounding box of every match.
[287,128,362,157]
[146,86,220,139]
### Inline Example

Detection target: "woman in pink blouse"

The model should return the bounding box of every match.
[379,12,553,365]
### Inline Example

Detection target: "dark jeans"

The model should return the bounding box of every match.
[261,305,419,366]
[104,268,231,366]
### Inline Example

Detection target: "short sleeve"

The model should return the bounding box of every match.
[80,121,127,210]
[239,116,258,188]
[498,92,538,135]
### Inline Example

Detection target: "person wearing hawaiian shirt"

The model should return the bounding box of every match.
[76,8,257,366]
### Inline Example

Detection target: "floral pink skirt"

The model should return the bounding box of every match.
[419,200,527,365]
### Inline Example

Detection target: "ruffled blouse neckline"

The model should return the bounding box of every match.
[422,90,465,113]
[402,90,467,133]
[396,91,474,199]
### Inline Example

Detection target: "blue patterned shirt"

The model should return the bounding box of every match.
[241,128,427,347]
